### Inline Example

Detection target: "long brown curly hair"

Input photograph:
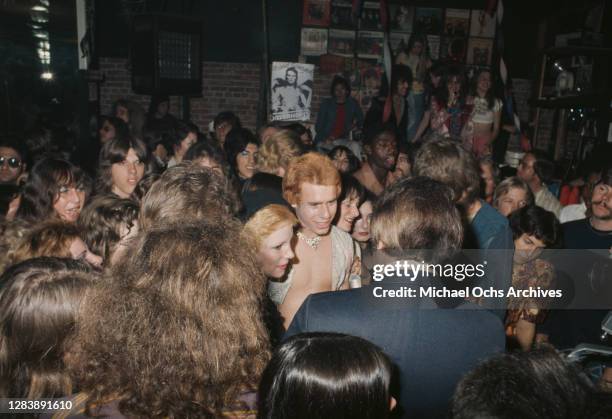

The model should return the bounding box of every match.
[67,219,270,418]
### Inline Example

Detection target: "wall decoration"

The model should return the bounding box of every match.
[301,28,329,56]
[467,37,493,66]
[360,2,382,31]
[357,31,384,59]
[427,35,441,60]
[415,8,443,34]
[331,0,355,29]
[389,3,414,33]
[271,62,315,122]
[444,9,470,37]
[302,0,331,27]
[470,9,496,38]
[328,29,356,57]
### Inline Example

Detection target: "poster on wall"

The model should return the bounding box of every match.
[331,0,355,29]
[444,9,470,37]
[270,62,315,122]
[328,29,356,57]
[301,28,329,56]
[427,35,441,60]
[470,10,496,38]
[303,0,331,27]
[359,65,384,111]
[467,37,493,66]
[360,2,382,31]
[390,32,411,55]
[357,31,384,59]
[415,8,443,34]
[389,3,414,33]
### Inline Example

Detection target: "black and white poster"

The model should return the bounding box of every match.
[271,62,314,122]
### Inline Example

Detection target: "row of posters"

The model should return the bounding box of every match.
[303,1,496,39]
[301,28,493,65]
[302,28,383,59]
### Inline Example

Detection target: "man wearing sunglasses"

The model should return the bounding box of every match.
[0,138,27,185]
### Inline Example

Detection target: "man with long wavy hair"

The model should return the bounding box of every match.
[64,219,270,418]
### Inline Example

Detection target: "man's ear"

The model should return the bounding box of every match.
[376,240,386,250]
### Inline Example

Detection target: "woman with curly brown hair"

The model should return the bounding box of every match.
[0,257,95,399]
[16,157,92,224]
[78,194,139,267]
[64,219,270,418]
[7,221,103,270]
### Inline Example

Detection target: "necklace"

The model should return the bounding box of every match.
[297,231,321,250]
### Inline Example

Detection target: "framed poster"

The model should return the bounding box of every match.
[303,0,331,26]
[328,29,356,57]
[389,3,414,33]
[467,37,493,66]
[427,35,441,60]
[444,9,470,37]
[301,28,329,56]
[360,2,382,31]
[357,31,384,59]
[415,8,443,34]
[331,0,355,29]
[470,9,496,38]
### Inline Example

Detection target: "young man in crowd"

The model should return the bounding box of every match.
[540,167,612,349]
[353,124,398,196]
[413,139,514,312]
[213,111,241,146]
[139,162,236,232]
[167,121,198,168]
[272,152,359,328]
[0,137,27,185]
[517,151,563,218]
[286,176,505,417]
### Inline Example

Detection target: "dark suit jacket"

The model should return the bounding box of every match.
[285,282,505,418]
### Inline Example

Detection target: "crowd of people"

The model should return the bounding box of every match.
[0,50,611,418]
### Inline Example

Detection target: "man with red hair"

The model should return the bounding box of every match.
[272,152,359,328]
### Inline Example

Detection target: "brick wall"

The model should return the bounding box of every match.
[97,57,335,133]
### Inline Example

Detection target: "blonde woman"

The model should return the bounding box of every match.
[257,130,303,178]
[244,204,297,341]
[244,204,297,280]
